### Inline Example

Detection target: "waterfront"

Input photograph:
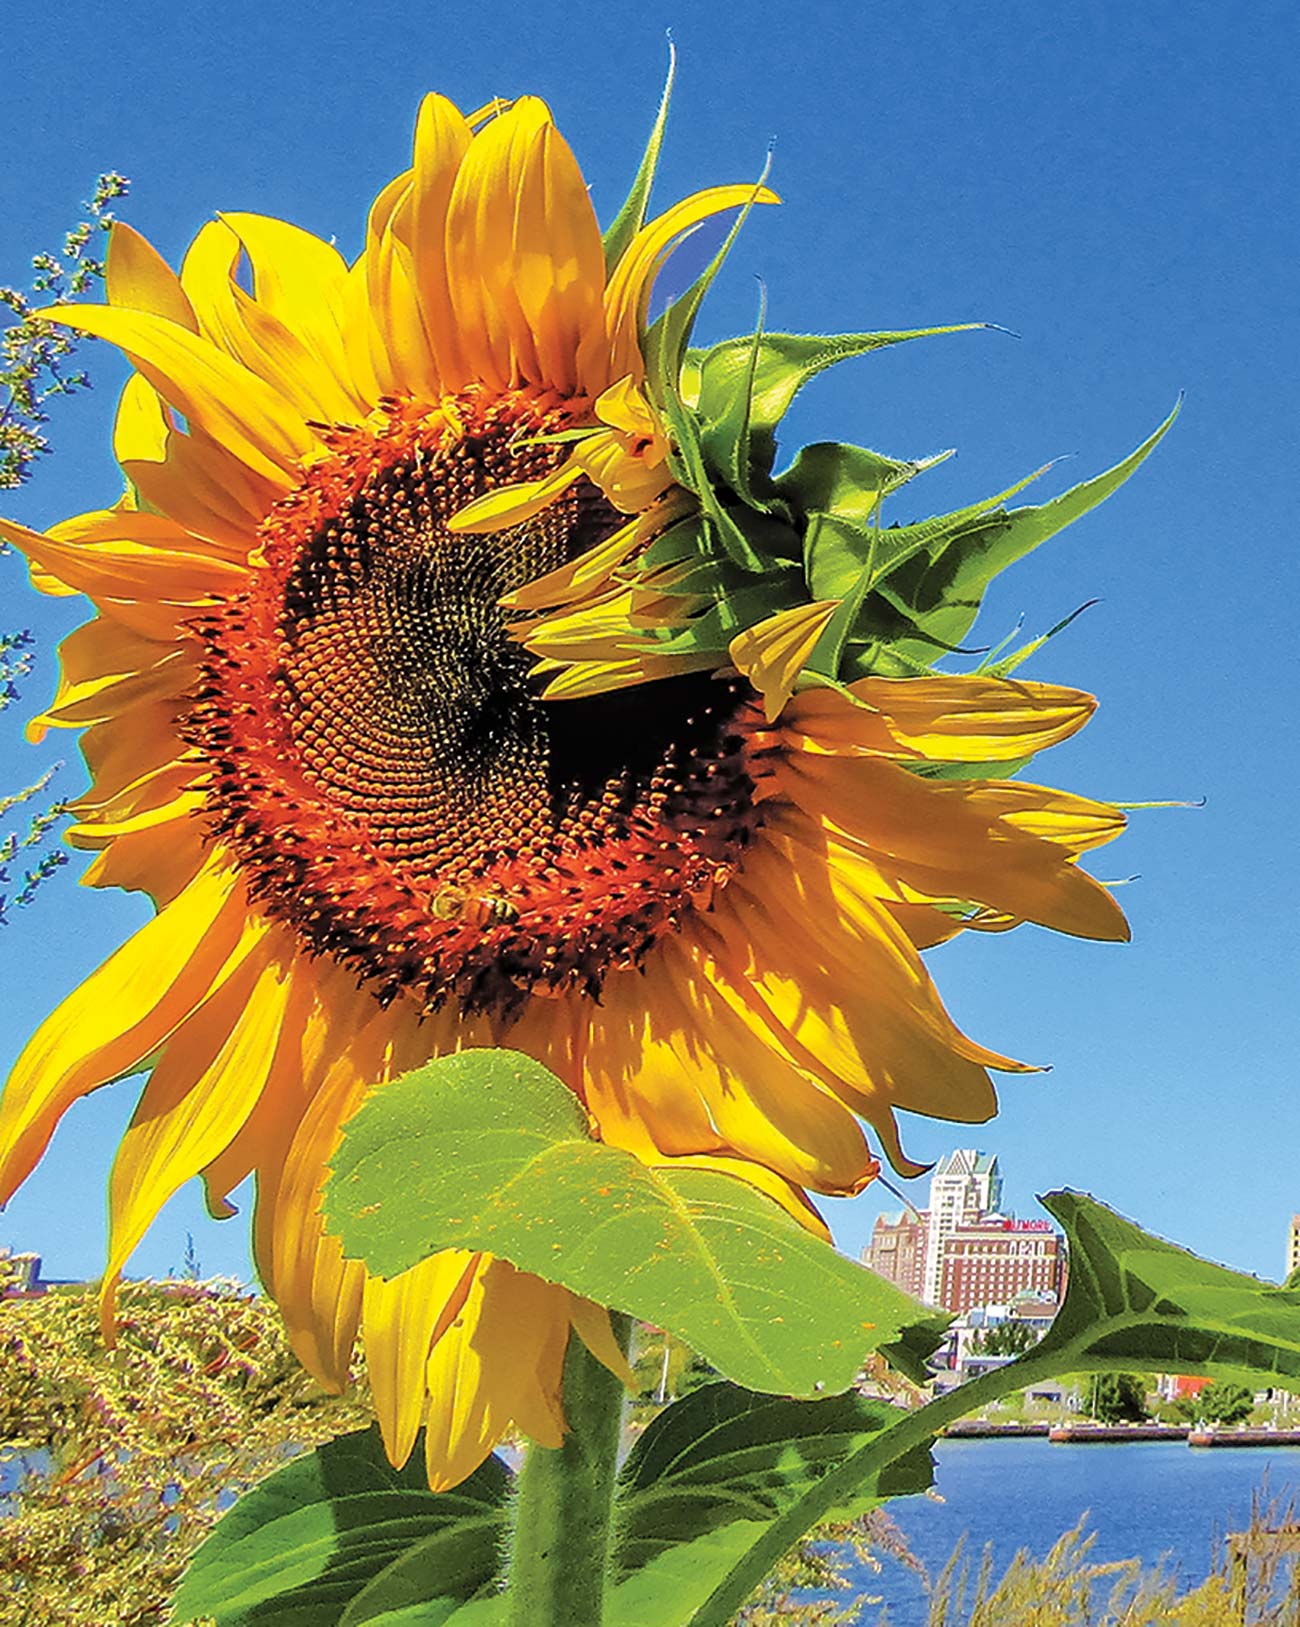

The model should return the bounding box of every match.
[850,1437,1300,1625]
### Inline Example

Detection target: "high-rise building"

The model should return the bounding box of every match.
[922,1150,1002,1305]
[1288,1215,1300,1280]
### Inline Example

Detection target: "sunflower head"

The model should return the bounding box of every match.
[0,74,1167,1489]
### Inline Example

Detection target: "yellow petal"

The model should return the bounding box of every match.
[220,211,365,413]
[586,945,873,1196]
[405,94,473,391]
[0,860,245,1205]
[37,304,315,485]
[571,431,675,513]
[113,372,271,552]
[27,619,188,741]
[106,221,197,331]
[778,752,1130,943]
[372,200,441,399]
[422,1259,573,1489]
[446,97,604,394]
[603,185,779,382]
[787,674,1098,762]
[564,1294,637,1389]
[201,954,370,1212]
[100,929,285,1338]
[966,781,1127,856]
[448,459,583,534]
[504,510,651,613]
[181,219,360,424]
[363,1250,478,1469]
[729,601,839,723]
[252,1040,380,1394]
[0,511,246,609]
[536,648,715,699]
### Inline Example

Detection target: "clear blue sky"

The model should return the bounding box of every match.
[1,0,1296,1288]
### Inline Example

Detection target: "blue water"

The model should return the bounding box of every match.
[852,1438,1300,1625]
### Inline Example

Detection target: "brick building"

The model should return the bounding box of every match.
[939,1217,1064,1316]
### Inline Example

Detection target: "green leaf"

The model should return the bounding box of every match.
[602,43,677,275]
[1036,1191,1300,1385]
[171,1426,509,1627]
[604,1381,932,1626]
[694,325,985,494]
[325,1050,939,1397]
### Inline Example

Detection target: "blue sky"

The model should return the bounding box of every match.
[1,0,1296,1289]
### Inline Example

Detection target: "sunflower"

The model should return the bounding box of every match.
[0,85,1158,1490]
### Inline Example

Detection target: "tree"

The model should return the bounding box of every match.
[1,174,129,926]
[1089,1372,1149,1423]
[980,1320,1038,1356]
[1196,1380,1255,1426]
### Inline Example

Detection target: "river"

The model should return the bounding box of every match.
[847,1436,1300,1624]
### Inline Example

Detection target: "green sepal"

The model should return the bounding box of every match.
[693,324,986,500]
[977,598,1100,678]
[602,43,677,275]
[776,440,953,526]
[603,1382,933,1626]
[170,1425,509,1627]
[799,402,1177,683]
[800,463,1052,606]
[869,404,1180,672]
[324,1050,944,1398]
[906,754,1035,783]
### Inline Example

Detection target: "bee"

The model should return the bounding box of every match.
[432,884,519,929]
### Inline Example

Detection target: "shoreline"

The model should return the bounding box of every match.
[941,1420,1300,1447]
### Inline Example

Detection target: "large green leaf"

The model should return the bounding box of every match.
[324,1050,940,1397]
[1037,1191,1300,1383]
[604,1381,932,1627]
[171,1426,508,1626]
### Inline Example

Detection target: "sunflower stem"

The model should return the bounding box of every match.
[505,1311,632,1626]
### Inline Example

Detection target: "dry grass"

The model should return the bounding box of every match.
[906,1495,1300,1627]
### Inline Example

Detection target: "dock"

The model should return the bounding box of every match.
[1048,1424,1189,1443]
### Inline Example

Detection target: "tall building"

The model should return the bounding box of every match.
[922,1151,1002,1305]
[1288,1215,1300,1280]
[862,1149,1065,1317]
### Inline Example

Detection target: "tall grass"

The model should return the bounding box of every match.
[909,1495,1300,1627]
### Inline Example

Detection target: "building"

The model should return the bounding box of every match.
[862,1149,1066,1319]
[0,1248,44,1296]
[939,1218,1064,1316]
[863,1208,927,1300]
[922,1151,1003,1305]
[1288,1215,1300,1280]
